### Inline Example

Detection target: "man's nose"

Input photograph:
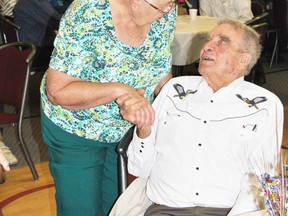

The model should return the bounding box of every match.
[203,43,214,52]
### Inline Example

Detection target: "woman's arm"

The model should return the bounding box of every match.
[46,67,144,110]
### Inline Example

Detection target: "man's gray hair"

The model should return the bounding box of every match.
[217,19,262,75]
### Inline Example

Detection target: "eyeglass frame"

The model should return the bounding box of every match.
[143,0,175,15]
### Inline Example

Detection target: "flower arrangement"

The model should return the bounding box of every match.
[251,150,288,216]
[260,173,282,216]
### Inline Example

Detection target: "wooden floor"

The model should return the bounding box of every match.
[0,107,287,215]
[0,162,55,216]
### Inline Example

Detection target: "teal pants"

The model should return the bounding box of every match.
[41,110,119,216]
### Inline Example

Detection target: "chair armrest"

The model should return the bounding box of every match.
[116,126,135,157]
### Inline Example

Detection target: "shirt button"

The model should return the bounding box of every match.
[198,143,202,146]
[210,100,213,103]
[203,120,207,124]
[196,167,199,170]
[196,192,199,196]
[139,150,142,153]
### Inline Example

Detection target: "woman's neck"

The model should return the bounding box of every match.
[111,1,150,47]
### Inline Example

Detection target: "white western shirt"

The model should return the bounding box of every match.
[127,76,283,214]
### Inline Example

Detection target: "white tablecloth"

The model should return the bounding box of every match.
[171,15,219,66]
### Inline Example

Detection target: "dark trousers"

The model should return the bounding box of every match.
[144,204,231,216]
[41,110,119,216]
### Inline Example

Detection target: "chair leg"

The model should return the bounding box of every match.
[17,128,39,181]
[269,29,278,68]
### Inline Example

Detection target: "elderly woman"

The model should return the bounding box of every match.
[40,0,176,215]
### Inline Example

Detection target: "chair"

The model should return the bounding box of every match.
[0,15,20,44]
[250,22,269,42]
[0,42,39,181]
[0,15,48,73]
[244,20,269,85]
[269,0,288,68]
[251,1,267,17]
[245,12,269,26]
[116,125,136,194]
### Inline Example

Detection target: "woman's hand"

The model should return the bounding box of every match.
[116,89,155,131]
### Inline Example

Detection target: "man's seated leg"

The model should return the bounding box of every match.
[144,204,231,216]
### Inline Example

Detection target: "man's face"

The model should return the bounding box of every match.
[198,23,248,83]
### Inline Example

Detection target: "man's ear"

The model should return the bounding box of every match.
[239,52,252,70]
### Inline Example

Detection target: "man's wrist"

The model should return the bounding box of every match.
[136,127,151,139]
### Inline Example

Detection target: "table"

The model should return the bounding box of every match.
[171,15,219,76]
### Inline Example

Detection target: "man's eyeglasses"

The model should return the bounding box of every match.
[143,0,175,15]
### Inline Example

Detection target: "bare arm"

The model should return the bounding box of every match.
[46,68,141,110]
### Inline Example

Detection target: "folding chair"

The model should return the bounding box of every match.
[269,1,288,68]
[245,12,269,26]
[0,42,39,180]
[244,14,269,85]
[0,15,20,44]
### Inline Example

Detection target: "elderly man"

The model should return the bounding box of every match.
[199,0,253,22]
[116,19,284,215]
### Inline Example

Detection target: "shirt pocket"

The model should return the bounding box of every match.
[156,108,196,150]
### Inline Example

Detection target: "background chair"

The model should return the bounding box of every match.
[269,0,288,68]
[245,12,269,26]
[0,15,20,44]
[244,13,269,85]
[116,126,136,194]
[0,42,39,180]
[0,14,49,73]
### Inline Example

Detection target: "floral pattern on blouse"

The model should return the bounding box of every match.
[40,0,176,143]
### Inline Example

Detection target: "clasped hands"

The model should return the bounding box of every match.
[116,89,153,138]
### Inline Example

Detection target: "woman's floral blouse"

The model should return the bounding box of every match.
[40,0,176,143]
